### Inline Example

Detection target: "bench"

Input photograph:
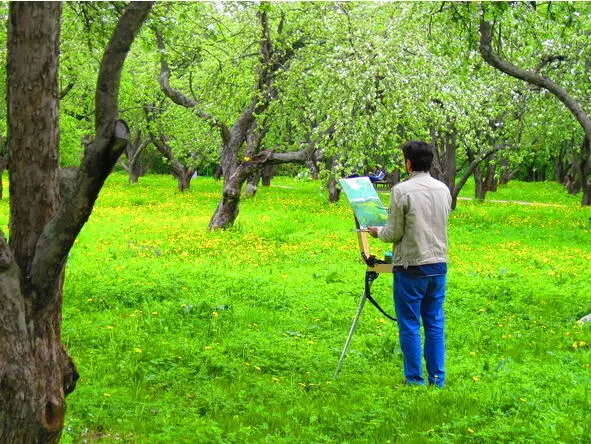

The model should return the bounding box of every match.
[372,180,391,191]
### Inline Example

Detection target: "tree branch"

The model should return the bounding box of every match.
[479,18,591,136]
[31,2,153,310]
[155,29,230,142]
[95,2,154,135]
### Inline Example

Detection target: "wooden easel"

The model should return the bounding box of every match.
[333,218,394,378]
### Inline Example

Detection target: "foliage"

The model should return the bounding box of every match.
[1,172,587,442]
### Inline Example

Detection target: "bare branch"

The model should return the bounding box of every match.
[155,29,230,141]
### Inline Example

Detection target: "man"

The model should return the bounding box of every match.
[368,140,452,387]
[368,165,386,183]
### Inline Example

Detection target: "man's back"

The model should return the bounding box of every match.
[390,172,451,267]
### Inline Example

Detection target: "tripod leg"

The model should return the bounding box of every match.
[333,290,367,379]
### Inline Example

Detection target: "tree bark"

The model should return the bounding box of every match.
[1,3,152,441]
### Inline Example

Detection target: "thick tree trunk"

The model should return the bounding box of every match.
[1,2,152,441]
[474,159,498,200]
[171,160,193,192]
[452,145,504,209]
[209,178,242,230]
[3,5,73,442]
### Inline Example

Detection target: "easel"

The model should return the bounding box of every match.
[333,218,394,379]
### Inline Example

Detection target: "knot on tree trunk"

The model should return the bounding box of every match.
[41,397,65,433]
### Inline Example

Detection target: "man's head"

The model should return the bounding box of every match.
[402,140,434,172]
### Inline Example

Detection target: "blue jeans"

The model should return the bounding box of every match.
[394,272,446,387]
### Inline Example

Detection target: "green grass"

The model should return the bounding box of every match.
[2,172,589,442]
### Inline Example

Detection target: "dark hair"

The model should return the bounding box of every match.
[402,140,434,172]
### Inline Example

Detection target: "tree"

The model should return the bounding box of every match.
[156,3,306,229]
[479,3,591,205]
[117,128,156,183]
[0,2,152,441]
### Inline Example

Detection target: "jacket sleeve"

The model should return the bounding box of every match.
[377,187,404,244]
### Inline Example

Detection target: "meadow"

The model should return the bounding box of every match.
[2,172,589,442]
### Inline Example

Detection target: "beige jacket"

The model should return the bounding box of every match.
[377,172,451,267]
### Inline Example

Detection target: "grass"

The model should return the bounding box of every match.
[2,172,589,442]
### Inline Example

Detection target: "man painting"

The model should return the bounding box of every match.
[368,140,452,387]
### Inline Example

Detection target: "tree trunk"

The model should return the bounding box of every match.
[1,2,152,440]
[499,156,511,185]
[430,125,457,193]
[306,159,320,180]
[328,177,341,203]
[579,136,590,206]
[172,160,193,192]
[209,178,242,229]
[261,164,273,186]
[119,130,152,184]
[452,145,505,209]
[3,5,73,441]
[145,107,194,191]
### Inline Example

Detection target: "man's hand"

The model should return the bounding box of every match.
[367,226,379,238]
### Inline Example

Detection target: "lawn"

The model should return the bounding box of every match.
[2,172,588,442]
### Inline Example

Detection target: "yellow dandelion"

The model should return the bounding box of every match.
[472,376,480,383]
[134,348,142,353]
